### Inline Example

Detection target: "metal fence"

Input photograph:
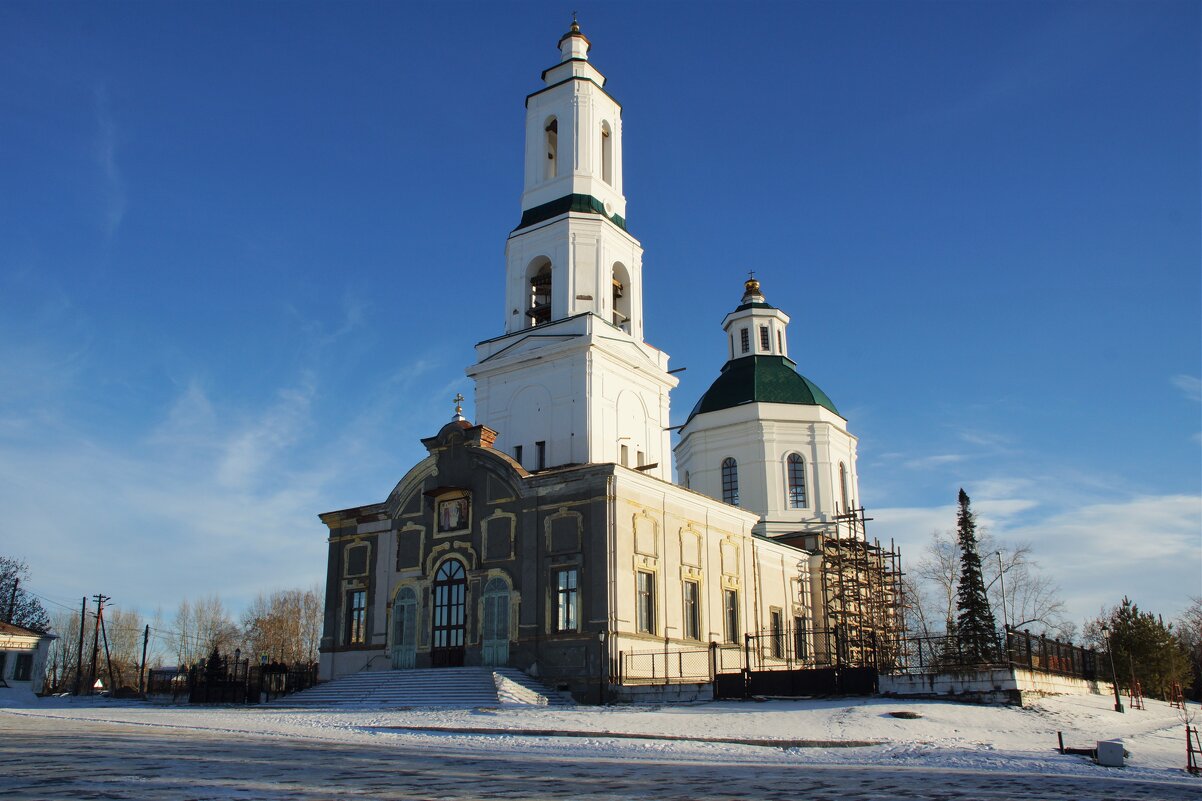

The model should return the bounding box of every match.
[618,624,886,686]
[146,656,318,704]
[620,647,713,684]
[898,626,1100,681]
[617,624,1102,690]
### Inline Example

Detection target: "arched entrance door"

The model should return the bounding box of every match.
[481,577,510,666]
[391,587,417,669]
[431,559,466,667]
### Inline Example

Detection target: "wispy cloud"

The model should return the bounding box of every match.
[1171,374,1201,403]
[903,453,966,470]
[95,85,126,238]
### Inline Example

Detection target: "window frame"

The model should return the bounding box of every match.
[759,325,770,351]
[345,589,367,645]
[839,462,849,512]
[13,652,32,681]
[786,453,807,509]
[740,328,750,354]
[636,570,656,634]
[723,588,739,644]
[682,580,700,641]
[721,457,739,506]
[553,567,579,633]
[770,609,784,659]
[794,615,808,661]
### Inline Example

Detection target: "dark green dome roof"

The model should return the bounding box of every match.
[686,355,839,422]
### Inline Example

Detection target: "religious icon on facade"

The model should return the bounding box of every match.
[437,496,470,533]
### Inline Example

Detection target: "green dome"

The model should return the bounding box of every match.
[686,355,839,422]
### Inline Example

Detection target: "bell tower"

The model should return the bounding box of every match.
[467,21,676,480]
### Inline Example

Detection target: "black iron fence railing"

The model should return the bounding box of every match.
[897,626,1099,680]
[146,658,318,704]
[616,625,1101,687]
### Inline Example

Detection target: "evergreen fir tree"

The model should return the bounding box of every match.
[953,489,1000,664]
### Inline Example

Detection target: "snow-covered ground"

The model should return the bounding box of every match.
[3,690,1201,799]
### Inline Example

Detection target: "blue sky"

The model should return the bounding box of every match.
[2,1,1198,630]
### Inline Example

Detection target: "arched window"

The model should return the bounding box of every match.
[544,117,558,180]
[611,262,631,331]
[600,121,613,184]
[527,258,552,326]
[721,457,739,506]
[839,462,849,513]
[786,453,807,509]
[683,470,690,489]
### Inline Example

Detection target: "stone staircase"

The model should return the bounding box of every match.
[273,666,574,708]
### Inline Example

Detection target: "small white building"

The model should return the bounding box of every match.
[0,621,56,696]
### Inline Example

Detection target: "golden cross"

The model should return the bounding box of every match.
[453,393,465,416]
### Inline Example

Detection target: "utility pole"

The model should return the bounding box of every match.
[74,596,87,695]
[6,578,18,623]
[88,594,110,693]
[99,604,116,692]
[139,624,150,695]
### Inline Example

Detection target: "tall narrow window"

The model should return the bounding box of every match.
[536,441,546,470]
[612,263,631,331]
[528,262,552,326]
[636,450,645,467]
[600,121,613,184]
[839,462,849,513]
[346,589,366,645]
[683,470,690,489]
[770,610,784,658]
[513,445,523,466]
[729,333,734,357]
[776,330,783,353]
[636,571,656,633]
[740,328,750,354]
[13,653,32,681]
[721,457,739,506]
[683,581,700,640]
[759,326,770,351]
[794,616,808,661]
[544,117,558,180]
[787,453,807,509]
[723,589,739,644]
[554,567,578,632]
[620,444,629,467]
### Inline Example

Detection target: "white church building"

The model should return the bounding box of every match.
[317,21,900,701]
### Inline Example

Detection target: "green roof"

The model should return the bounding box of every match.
[686,355,839,422]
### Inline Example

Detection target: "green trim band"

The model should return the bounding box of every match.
[515,194,627,232]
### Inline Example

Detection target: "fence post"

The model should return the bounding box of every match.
[1025,629,1033,670]
[743,633,752,673]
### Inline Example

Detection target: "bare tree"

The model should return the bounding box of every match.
[241,586,323,666]
[42,608,84,693]
[1178,597,1202,701]
[911,528,1070,639]
[172,594,240,667]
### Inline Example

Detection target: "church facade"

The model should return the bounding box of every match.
[317,23,897,699]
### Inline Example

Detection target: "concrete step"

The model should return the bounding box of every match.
[275,666,574,708]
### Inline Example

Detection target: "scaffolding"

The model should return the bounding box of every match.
[779,507,906,671]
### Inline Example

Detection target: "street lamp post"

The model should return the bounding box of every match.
[597,629,608,706]
[1101,624,1124,713]
[994,551,1008,631]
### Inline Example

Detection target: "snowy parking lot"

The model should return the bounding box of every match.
[3,691,1201,799]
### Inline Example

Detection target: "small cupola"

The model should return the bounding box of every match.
[721,274,791,361]
[558,18,591,61]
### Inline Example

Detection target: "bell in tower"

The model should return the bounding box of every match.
[466,21,677,480]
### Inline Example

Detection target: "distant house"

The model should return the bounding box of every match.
[0,621,56,695]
